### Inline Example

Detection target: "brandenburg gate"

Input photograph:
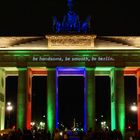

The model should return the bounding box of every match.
[0,35,140,137]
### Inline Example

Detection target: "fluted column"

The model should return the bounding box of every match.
[137,70,140,130]
[86,67,95,131]
[114,67,125,136]
[110,68,116,130]
[17,67,27,130]
[47,68,56,134]
[0,68,6,130]
[26,68,32,130]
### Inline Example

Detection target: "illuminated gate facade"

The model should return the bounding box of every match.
[0,65,140,136]
[0,37,140,138]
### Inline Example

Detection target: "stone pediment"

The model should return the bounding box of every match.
[46,35,96,50]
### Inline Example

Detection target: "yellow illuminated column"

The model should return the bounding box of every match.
[114,67,125,137]
[86,67,95,131]
[47,68,56,134]
[17,67,27,130]
[0,68,6,130]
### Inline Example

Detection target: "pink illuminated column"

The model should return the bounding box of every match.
[137,70,140,130]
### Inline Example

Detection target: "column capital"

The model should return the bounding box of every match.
[17,62,27,68]
[47,67,56,70]
[115,66,124,68]
[115,60,125,68]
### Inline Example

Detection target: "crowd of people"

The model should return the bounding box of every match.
[53,128,123,140]
[0,128,140,140]
[0,128,49,140]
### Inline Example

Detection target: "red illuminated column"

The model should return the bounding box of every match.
[137,70,140,130]
[26,68,32,130]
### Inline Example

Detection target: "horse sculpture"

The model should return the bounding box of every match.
[52,0,91,33]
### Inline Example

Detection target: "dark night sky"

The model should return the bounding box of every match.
[0,0,140,35]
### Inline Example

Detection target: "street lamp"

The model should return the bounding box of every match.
[129,102,138,130]
[130,102,137,112]
[6,102,13,128]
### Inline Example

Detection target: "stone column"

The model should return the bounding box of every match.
[26,68,32,130]
[114,67,125,136]
[0,68,6,130]
[17,67,27,130]
[110,68,116,130]
[47,68,56,134]
[86,67,95,131]
[137,70,140,130]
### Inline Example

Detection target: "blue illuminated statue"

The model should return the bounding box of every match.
[81,16,91,33]
[52,0,91,33]
[61,0,80,33]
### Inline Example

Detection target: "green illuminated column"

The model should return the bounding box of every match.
[0,68,6,130]
[17,67,27,130]
[86,67,95,131]
[47,68,56,134]
[110,68,116,130]
[114,67,125,136]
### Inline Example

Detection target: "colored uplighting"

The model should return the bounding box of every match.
[110,68,116,130]
[56,68,58,129]
[95,67,113,76]
[115,68,125,136]
[137,71,140,130]
[84,69,86,132]
[119,103,125,134]
[111,101,116,130]
[56,67,86,76]
[11,51,30,56]
[17,68,27,130]
[86,67,95,131]
[47,68,56,133]
[48,100,53,131]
